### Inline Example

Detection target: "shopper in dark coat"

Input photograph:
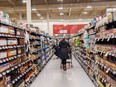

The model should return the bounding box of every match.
[54,44,60,58]
[59,38,70,71]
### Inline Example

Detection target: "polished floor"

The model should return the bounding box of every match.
[30,55,95,87]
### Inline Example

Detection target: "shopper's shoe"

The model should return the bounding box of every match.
[64,68,67,71]
[63,65,67,71]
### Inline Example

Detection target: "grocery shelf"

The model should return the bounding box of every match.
[0,34,25,38]
[0,59,30,78]
[0,45,25,50]
[74,54,98,87]
[0,53,25,63]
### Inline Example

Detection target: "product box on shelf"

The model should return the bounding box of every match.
[25,70,33,83]
[8,27,15,35]
[18,80,25,87]
[0,62,10,73]
[19,66,25,74]
[0,76,7,87]
[16,29,24,36]
[22,55,28,62]
[7,49,17,57]
[0,38,7,46]
[104,60,116,70]
[5,75,12,87]
[0,50,8,59]
[8,38,18,46]
[19,39,24,45]
[3,13,10,24]
[9,58,21,67]
[24,63,29,70]
[0,25,9,34]
[18,48,24,55]
[32,64,38,75]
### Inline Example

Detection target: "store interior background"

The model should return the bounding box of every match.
[0,0,116,36]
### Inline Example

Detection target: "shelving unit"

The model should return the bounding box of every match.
[73,12,116,87]
[0,21,54,87]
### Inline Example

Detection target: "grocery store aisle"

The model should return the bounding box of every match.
[30,55,95,87]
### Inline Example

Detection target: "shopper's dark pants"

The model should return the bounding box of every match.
[62,59,66,65]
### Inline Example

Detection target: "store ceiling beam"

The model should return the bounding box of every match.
[69,8,72,16]
[90,8,97,16]
[0,0,7,1]
[8,0,16,6]
[79,8,84,16]
[0,1,116,11]
[77,0,80,3]
[44,0,48,5]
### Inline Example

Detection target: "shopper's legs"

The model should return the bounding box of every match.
[62,59,67,71]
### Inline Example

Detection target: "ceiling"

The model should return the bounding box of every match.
[0,0,116,21]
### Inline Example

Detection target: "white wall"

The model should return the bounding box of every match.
[32,20,90,36]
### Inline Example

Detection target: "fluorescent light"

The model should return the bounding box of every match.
[60,13,64,15]
[83,12,88,14]
[40,17,44,19]
[79,19,82,20]
[58,7,63,10]
[37,14,41,16]
[32,8,36,11]
[87,5,92,8]
[60,20,64,21]
[57,0,63,2]
[22,0,27,3]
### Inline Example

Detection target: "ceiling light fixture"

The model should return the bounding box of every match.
[58,7,63,10]
[22,0,27,3]
[79,19,82,20]
[87,5,92,8]
[83,12,88,14]
[60,13,64,15]
[40,17,44,19]
[32,8,37,11]
[37,14,41,17]
[57,0,63,2]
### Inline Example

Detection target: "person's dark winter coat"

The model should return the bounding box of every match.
[59,39,70,59]
[54,45,60,57]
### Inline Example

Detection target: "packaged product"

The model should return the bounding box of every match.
[16,29,24,36]
[0,50,7,59]
[19,39,24,45]
[0,38,7,46]
[105,61,116,70]
[18,48,24,55]
[8,27,15,35]
[3,13,10,24]
[19,66,25,74]
[0,62,10,73]
[7,38,18,46]
[112,11,116,21]
[18,81,25,87]
[107,13,113,23]
[0,25,9,34]
[7,49,17,57]
[112,29,116,35]
[9,58,21,67]
[0,77,7,87]
[0,11,4,21]
[6,75,12,87]
[23,63,28,70]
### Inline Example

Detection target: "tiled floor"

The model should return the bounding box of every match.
[30,55,95,87]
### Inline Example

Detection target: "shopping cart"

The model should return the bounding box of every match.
[66,51,73,68]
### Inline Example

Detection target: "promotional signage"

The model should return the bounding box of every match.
[53,24,87,35]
